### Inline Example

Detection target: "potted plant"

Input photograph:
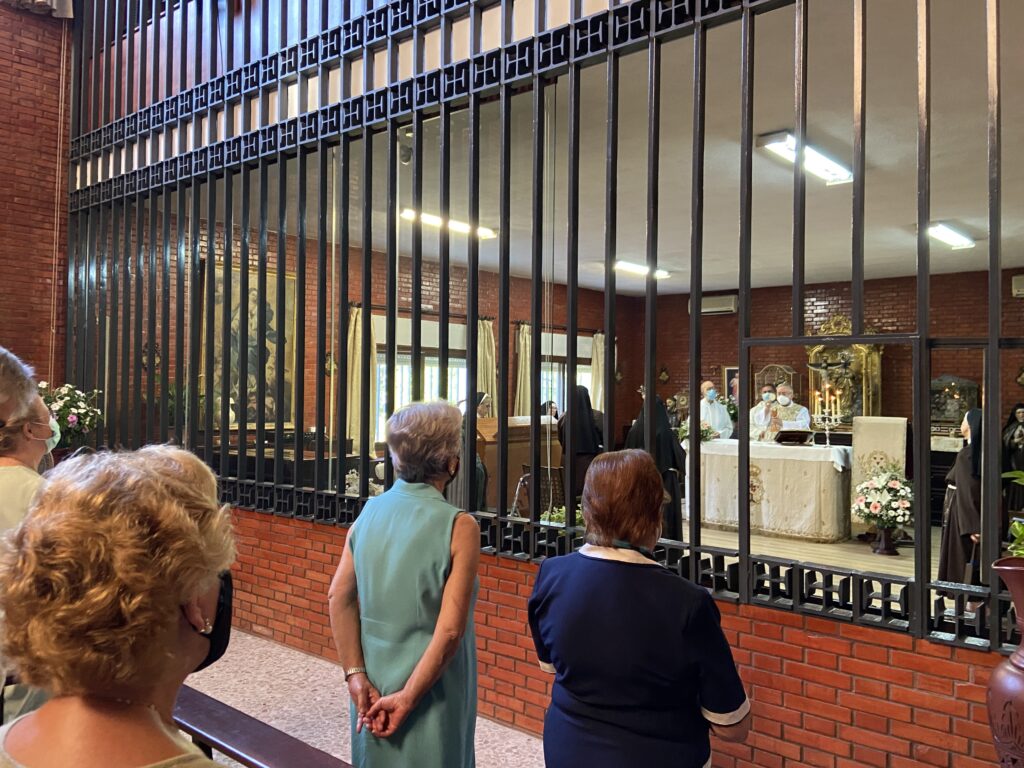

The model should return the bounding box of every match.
[37,382,103,461]
[989,472,1024,762]
[850,472,913,556]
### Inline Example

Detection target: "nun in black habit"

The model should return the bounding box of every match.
[624,396,686,541]
[445,392,489,512]
[937,409,983,586]
[1003,403,1024,516]
[557,385,604,498]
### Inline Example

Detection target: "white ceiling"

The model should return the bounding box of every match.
[213,0,1024,296]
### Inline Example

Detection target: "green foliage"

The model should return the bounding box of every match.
[1008,519,1024,559]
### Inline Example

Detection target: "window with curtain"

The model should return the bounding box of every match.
[540,359,593,412]
[375,352,468,442]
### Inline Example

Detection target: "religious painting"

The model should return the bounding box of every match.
[930,375,979,428]
[201,264,297,429]
[805,315,883,427]
[722,365,740,406]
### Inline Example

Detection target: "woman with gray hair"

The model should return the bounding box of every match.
[0,346,58,532]
[328,401,480,768]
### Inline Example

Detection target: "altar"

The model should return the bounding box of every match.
[684,441,854,542]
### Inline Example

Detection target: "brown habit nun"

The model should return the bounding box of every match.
[937,409,983,586]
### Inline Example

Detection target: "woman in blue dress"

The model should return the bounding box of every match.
[529,449,751,767]
[328,401,480,768]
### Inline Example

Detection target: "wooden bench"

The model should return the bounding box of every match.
[173,685,349,768]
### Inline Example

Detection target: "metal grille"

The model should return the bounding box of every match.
[63,0,1020,649]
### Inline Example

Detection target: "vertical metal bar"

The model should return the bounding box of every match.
[113,0,123,121]
[438,13,451,398]
[236,168,250,479]
[294,145,308,492]
[602,42,618,456]
[851,0,866,335]
[274,156,288,488]
[95,204,108,447]
[255,163,269,484]
[335,136,350,492]
[643,38,660,454]
[68,0,83,142]
[175,181,186,444]
[528,0,546,524]
[133,192,145,448]
[359,121,373,499]
[108,200,121,447]
[160,180,171,443]
[82,209,95,404]
[101,0,112,126]
[496,0,513,522]
[204,180,217,461]
[791,0,807,336]
[186,180,201,452]
[984,0,1003,642]
[736,6,755,600]
[89,0,99,132]
[147,186,158,443]
[65,213,78,389]
[913,0,932,637]
[77,212,90,389]
[686,24,706,564]
[151,0,160,106]
[120,198,133,446]
[384,39,399,490]
[313,146,328,493]
[564,8,581,527]
[464,2,482,511]
[220,173,234,476]
[410,24,424,403]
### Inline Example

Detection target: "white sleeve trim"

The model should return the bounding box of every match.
[701,697,750,726]
[538,661,556,674]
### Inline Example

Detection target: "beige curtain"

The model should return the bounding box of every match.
[1,0,72,16]
[591,332,606,412]
[346,306,378,453]
[513,324,531,416]
[478,319,497,408]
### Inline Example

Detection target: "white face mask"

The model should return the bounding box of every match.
[777,395,792,407]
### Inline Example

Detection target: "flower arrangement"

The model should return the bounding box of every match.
[541,505,567,525]
[720,395,738,423]
[37,382,103,448]
[678,421,718,443]
[851,472,913,530]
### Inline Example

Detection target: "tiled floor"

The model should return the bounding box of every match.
[186,630,545,767]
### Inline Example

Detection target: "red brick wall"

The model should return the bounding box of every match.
[0,6,70,384]
[230,507,1002,766]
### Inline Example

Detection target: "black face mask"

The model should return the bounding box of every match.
[194,571,233,672]
[444,458,460,490]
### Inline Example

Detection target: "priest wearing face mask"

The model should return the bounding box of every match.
[0,347,59,533]
[773,383,811,431]
[749,384,782,442]
[699,381,732,440]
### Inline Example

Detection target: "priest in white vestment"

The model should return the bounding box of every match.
[750,383,781,441]
[699,380,733,440]
[774,383,811,430]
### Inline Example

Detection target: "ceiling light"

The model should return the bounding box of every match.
[758,131,853,186]
[398,208,498,240]
[928,223,975,250]
[614,260,670,279]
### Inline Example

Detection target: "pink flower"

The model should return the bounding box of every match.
[855,496,866,506]
[887,480,901,489]
[899,500,911,508]
[869,502,882,514]
[866,481,877,490]
[67,414,78,425]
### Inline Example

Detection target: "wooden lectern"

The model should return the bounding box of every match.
[476,416,563,510]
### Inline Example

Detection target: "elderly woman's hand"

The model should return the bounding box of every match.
[364,688,416,738]
[346,673,381,733]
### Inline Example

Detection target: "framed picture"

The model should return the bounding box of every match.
[201,263,297,429]
[722,365,740,404]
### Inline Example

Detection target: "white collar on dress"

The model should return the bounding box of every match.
[579,543,661,566]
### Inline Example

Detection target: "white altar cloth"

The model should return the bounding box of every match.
[684,441,854,542]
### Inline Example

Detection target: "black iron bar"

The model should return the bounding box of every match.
[736,6,755,602]
[335,134,350,495]
[464,1,482,512]
[602,37,617,460]
[791,0,807,336]
[203,178,216,461]
[410,22,424,402]
[984,0,1003,646]
[384,35,399,490]
[95,204,108,447]
[564,0,581,529]
[121,198,133,447]
[686,23,706,577]
[438,10,452,399]
[851,0,866,335]
[496,0,513,523]
[643,36,660,454]
[133,190,145,448]
[274,155,288,489]
[359,123,373,500]
[220,172,234,476]
[160,183,171,443]
[146,186,158,445]
[108,199,121,447]
[528,0,546,526]
[255,162,269,486]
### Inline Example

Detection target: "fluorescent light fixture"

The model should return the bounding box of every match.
[759,131,853,186]
[614,260,670,280]
[928,223,975,250]
[398,208,497,240]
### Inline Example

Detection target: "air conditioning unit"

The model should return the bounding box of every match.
[688,295,739,316]
[1013,274,1024,298]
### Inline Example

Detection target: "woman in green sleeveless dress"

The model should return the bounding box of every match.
[329,401,480,768]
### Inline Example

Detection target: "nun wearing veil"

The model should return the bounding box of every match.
[445,392,489,512]
[624,395,685,541]
[557,385,604,499]
[938,409,984,587]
